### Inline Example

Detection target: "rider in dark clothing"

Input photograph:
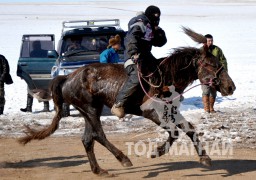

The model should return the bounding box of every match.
[111,5,167,118]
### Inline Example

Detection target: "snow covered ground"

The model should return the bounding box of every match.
[0,0,255,147]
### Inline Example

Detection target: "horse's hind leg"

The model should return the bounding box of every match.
[177,120,211,167]
[81,119,108,176]
[93,124,133,167]
[80,104,132,176]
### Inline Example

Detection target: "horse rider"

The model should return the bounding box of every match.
[111,5,167,118]
[0,54,13,115]
[100,34,121,63]
[202,34,228,113]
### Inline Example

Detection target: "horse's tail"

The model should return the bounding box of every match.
[18,75,68,145]
[182,26,207,44]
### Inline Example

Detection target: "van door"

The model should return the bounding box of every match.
[17,34,57,90]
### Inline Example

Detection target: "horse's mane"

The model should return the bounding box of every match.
[158,27,206,92]
[160,47,201,91]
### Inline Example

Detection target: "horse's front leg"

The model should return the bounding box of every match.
[150,126,179,158]
[143,109,179,158]
[177,121,212,167]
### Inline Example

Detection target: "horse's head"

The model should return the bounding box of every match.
[196,51,236,96]
[182,27,236,96]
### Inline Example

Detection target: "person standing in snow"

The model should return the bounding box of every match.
[100,34,121,63]
[201,34,228,113]
[111,5,167,118]
[20,41,50,113]
[0,54,13,115]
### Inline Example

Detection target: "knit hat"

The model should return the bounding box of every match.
[107,35,121,48]
[145,5,161,26]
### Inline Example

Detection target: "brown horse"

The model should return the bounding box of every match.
[19,28,236,176]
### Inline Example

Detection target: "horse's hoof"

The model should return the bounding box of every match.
[200,155,212,167]
[121,158,133,167]
[150,151,159,158]
[151,148,166,158]
[97,169,109,176]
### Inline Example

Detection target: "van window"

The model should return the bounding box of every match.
[20,36,54,58]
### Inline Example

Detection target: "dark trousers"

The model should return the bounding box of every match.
[0,81,5,108]
[116,53,158,106]
[116,64,139,106]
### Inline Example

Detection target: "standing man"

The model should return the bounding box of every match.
[111,5,167,118]
[202,34,228,113]
[100,34,121,63]
[0,54,13,115]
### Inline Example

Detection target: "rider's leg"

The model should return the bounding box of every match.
[111,64,139,118]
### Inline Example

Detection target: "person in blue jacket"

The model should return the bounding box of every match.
[100,34,121,63]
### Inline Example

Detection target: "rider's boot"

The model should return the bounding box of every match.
[111,102,125,118]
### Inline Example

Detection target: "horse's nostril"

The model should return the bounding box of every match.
[228,86,233,93]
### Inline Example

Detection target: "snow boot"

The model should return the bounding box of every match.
[42,101,50,112]
[0,106,4,115]
[62,103,70,117]
[202,96,210,113]
[20,94,33,112]
[209,97,216,113]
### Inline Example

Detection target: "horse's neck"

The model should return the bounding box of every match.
[163,60,198,93]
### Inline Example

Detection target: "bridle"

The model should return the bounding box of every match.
[137,54,224,104]
[197,57,224,87]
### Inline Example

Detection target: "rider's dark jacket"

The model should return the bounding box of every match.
[124,13,167,61]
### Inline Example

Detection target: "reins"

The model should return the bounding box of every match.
[136,55,222,104]
[136,62,213,104]
[136,56,171,88]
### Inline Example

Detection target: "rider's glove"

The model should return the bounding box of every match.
[131,54,140,64]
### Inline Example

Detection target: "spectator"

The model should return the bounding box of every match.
[67,37,85,51]
[100,35,121,63]
[0,54,13,115]
[201,34,228,113]
[30,41,48,57]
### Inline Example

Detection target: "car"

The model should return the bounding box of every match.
[48,19,126,116]
[50,19,126,77]
[17,34,57,101]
